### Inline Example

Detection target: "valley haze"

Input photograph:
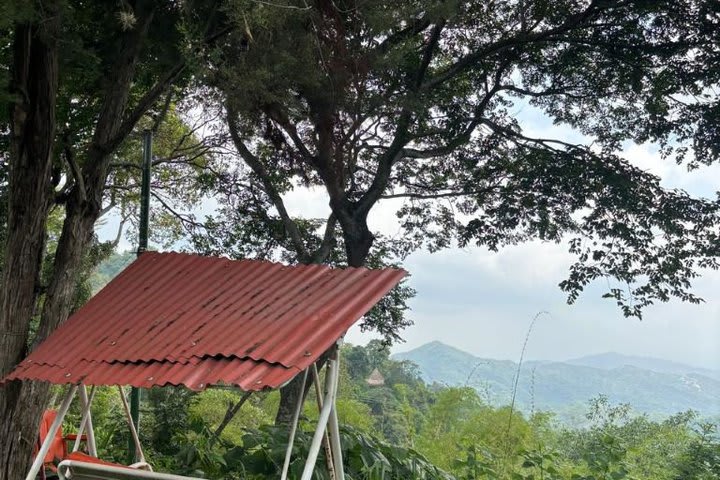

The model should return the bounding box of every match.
[394,341,720,424]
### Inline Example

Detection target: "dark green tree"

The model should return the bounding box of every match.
[0,1,230,476]
[189,0,720,421]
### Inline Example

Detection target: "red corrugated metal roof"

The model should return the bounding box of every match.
[2,252,406,391]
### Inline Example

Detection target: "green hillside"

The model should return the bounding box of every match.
[89,251,135,293]
[394,341,720,422]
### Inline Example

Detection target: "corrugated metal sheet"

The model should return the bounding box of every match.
[5,357,297,391]
[2,252,406,391]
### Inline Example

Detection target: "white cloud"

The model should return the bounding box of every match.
[97,101,720,370]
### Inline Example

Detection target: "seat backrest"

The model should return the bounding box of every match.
[36,410,67,465]
[57,460,205,480]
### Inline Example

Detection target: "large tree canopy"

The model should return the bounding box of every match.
[1,0,719,464]
[189,0,720,321]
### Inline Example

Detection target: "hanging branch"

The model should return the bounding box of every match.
[209,390,253,446]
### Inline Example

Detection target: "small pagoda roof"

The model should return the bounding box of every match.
[365,368,385,387]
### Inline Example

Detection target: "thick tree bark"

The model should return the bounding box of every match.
[275,373,310,425]
[0,4,61,478]
[0,2,178,477]
[340,217,374,268]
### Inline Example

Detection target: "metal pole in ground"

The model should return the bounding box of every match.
[129,128,152,463]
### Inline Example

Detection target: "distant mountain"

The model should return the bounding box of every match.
[566,352,720,381]
[394,341,720,422]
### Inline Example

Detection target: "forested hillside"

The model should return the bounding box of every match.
[79,254,720,479]
[54,338,719,479]
[89,251,135,293]
[395,342,720,422]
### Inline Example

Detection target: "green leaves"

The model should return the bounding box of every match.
[187,0,720,324]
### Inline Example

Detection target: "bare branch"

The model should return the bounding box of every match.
[110,215,128,248]
[151,191,204,230]
[380,188,495,200]
[99,200,116,218]
[480,118,583,151]
[264,103,315,161]
[226,106,310,261]
[209,390,253,446]
[61,132,86,203]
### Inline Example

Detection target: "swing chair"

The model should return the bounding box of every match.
[2,252,405,480]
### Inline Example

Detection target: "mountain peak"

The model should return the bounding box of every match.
[392,341,720,420]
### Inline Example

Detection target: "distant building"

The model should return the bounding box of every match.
[365,368,385,387]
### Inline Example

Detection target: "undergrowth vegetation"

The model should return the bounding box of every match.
[56,341,720,479]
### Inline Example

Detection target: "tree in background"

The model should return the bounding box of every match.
[2,0,720,472]
[185,0,720,421]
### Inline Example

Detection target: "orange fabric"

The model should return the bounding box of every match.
[64,451,132,470]
[35,410,66,466]
[35,409,88,475]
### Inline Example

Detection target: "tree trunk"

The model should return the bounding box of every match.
[343,221,374,268]
[0,5,61,478]
[274,215,373,424]
[0,3,165,476]
[275,373,309,425]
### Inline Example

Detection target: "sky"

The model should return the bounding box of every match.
[278,173,720,371]
[99,104,720,371]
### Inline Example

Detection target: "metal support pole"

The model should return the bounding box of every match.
[312,364,336,480]
[138,129,151,254]
[119,386,146,464]
[327,352,345,480]
[280,369,309,480]
[300,358,339,480]
[26,385,78,480]
[74,385,97,456]
[129,128,152,463]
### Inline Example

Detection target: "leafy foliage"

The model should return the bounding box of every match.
[61,337,719,479]
[186,0,720,322]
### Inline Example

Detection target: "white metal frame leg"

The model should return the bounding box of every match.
[75,384,97,456]
[327,352,345,480]
[300,357,340,480]
[25,384,78,480]
[311,363,336,480]
[280,369,309,480]
[118,386,146,464]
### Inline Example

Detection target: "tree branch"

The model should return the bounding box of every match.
[311,213,337,263]
[421,1,607,91]
[226,106,310,261]
[372,16,432,57]
[99,6,234,160]
[110,215,128,248]
[209,390,253,446]
[264,103,315,161]
[414,21,445,89]
[61,132,86,203]
[151,191,204,230]
[355,21,447,216]
[380,188,495,200]
[151,89,175,133]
